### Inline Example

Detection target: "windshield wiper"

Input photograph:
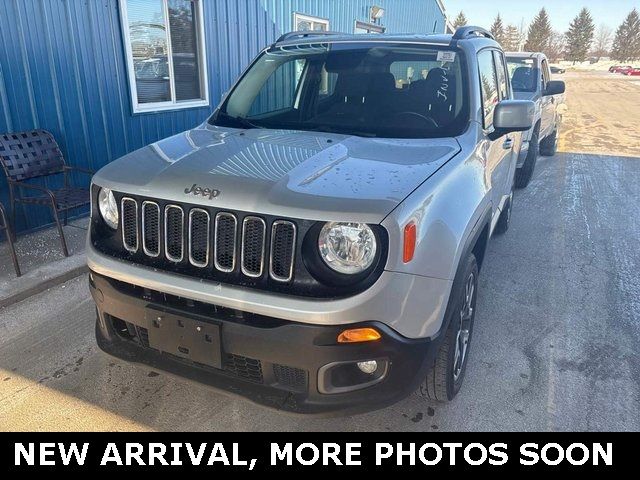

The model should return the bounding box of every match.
[216,111,262,130]
[306,124,377,138]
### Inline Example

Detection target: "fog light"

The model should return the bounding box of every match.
[318,359,389,394]
[357,360,378,374]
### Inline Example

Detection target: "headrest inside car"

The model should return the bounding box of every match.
[512,67,537,89]
[324,51,367,72]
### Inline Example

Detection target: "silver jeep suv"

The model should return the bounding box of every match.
[88,26,534,414]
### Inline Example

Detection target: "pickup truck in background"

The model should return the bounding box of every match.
[506,52,566,188]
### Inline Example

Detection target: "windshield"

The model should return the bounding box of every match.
[506,57,539,92]
[210,42,468,138]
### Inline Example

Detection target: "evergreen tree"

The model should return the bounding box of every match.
[611,9,640,61]
[525,8,553,53]
[490,13,506,46]
[453,11,468,29]
[565,8,596,62]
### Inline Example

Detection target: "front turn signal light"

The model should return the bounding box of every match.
[403,222,417,263]
[337,327,382,343]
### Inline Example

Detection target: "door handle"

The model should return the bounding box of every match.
[502,138,514,150]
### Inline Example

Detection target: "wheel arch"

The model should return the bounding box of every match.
[426,207,490,343]
[459,206,492,273]
[533,118,541,134]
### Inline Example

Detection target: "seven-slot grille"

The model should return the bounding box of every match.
[241,216,266,277]
[142,201,160,257]
[164,205,184,262]
[119,198,296,282]
[121,198,138,253]
[214,212,237,272]
[188,209,210,267]
[270,221,296,281]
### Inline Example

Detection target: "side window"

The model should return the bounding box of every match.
[493,51,510,100]
[541,59,550,90]
[478,50,499,129]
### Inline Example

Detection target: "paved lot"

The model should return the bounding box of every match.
[0,218,88,307]
[0,71,638,431]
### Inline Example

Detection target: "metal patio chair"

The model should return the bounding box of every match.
[0,129,94,257]
[0,201,20,277]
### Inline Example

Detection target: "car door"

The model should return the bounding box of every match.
[493,50,519,196]
[540,58,554,137]
[478,49,514,227]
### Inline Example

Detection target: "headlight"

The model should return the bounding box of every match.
[318,222,377,274]
[98,187,118,230]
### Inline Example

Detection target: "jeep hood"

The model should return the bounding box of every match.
[93,125,460,223]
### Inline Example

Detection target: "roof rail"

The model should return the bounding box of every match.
[452,25,495,41]
[276,30,342,43]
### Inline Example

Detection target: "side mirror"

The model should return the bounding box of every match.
[544,80,565,96]
[489,100,535,140]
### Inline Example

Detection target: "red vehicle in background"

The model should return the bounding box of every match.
[610,65,632,73]
[624,68,640,76]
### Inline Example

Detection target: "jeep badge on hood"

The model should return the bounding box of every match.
[184,184,220,200]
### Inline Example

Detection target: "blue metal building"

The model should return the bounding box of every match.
[0,0,446,233]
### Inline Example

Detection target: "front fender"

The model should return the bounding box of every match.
[382,129,491,282]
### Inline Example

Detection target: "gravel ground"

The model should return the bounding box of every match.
[0,71,638,431]
[558,70,640,157]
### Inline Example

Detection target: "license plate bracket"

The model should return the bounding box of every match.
[145,307,222,369]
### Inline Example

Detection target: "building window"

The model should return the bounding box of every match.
[120,0,208,113]
[293,12,329,32]
[354,20,386,34]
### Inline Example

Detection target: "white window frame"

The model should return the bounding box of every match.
[119,0,209,114]
[292,12,330,32]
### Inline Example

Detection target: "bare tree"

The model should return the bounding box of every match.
[546,32,566,62]
[592,24,613,59]
[503,24,522,51]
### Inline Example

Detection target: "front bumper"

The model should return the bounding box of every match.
[90,272,436,415]
[87,241,451,339]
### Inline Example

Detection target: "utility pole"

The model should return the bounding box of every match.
[519,18,526,51]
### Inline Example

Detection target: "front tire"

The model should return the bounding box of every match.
[515,127,539,189]
[539,127,558,156]
[421,253,479,402]
[494,190,513,235]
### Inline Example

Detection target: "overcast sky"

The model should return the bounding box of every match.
[444,0,640,32]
